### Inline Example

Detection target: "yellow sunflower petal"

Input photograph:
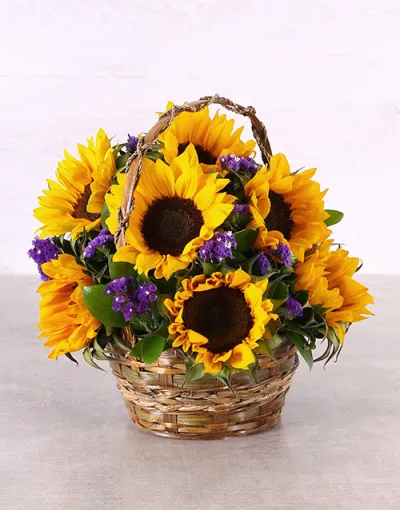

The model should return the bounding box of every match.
[175,165,199,199]
[113,245,139,265]
[229,344,255,369]
[202,203,234,229]
[228,268,251,289]
[188,329,209,346]
[135,251,164,274]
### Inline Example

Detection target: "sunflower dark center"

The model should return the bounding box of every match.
[141,197,203,256]
[73,184,100,222]
[264,191,294,239]
[178,142,217,165]
[182,287,254,354]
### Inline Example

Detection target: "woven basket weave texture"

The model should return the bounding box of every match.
[109,342,298,440]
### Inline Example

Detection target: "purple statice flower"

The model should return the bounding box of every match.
[233,204,249,214]
[220,154,241,172]
[135,301,149,315]
[276,243,292,268]
[105,278,158,322]
[256,252,271,275]
[286,296,304,318]
[28,237,61,281]
[105,276,134,296]
[137,283,158,303]
[199,231,237,263]
[123,302,135,321]
[83,228,114,259]
[111,294,126,312]
[270,242,292,268]
[198,242,213,262]
[126,134,139,154]
[219,154,259,176]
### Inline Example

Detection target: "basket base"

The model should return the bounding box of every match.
[111,344,298,440]
[122,390,289,440]
[128,414,282,440]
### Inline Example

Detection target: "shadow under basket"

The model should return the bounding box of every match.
[109,342,299,440]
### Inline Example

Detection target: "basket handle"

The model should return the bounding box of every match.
[115,94,273,247]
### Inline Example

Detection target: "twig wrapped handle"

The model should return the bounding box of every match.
[115,94,272,247]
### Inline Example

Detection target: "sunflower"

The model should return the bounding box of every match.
[295,241,374,341]
[34,129,116,239]
[159,102,256,173]
[245,153,330,262]
[164,269,276,374]
[105,171,127,235]
[37,254,101,358]
[113,146,235,279]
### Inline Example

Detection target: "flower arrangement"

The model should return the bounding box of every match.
[29,96,373,437]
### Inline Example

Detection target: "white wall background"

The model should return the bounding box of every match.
[0,0,399,274]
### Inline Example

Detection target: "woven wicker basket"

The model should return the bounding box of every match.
[109,341,298,440]
[111,95,299,440]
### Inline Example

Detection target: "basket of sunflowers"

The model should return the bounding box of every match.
[30,95,373,440]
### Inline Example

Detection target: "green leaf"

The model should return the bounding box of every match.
[157,293,173,319]
[155,277,177,294]
[93,263,109,284]
[294,289,309,306]
[112,142,128,153]
[319,326,344,366]
[185,356,194,369]
[104,324,113,337]
[145,151,164,162]
[140,318,169,339]
[112,333,131,352]
[283,321,308,337]
[101,201,110,229]
[108,257,137,280]
[241,253,261,275]
[269,334,284,349]
[93,332,108,350]
[244,359,258,384]
[91,349,110,361]
[228,250,247,264]
[234,228,258,252]
[324,210,344,227]
[183,361,205,387]
[129,319,148,335]
[91,336,110,360]
[288,332,313,370]
[115,152,130,170]
[141,336,167,364]
[137,273,153,284]
[83,346,105,371]
[270,298,287,311]
[263,318,283,341]
[130,340,144,358]
[215,366,234,393]
[254,339,278,362]
[82,285,127,327]
[272,281,289,300]
[200,261,218,276]
[65,352,79,366]
[295,307,315,327]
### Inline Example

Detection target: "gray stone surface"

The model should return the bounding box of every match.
[0,275,399,510]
